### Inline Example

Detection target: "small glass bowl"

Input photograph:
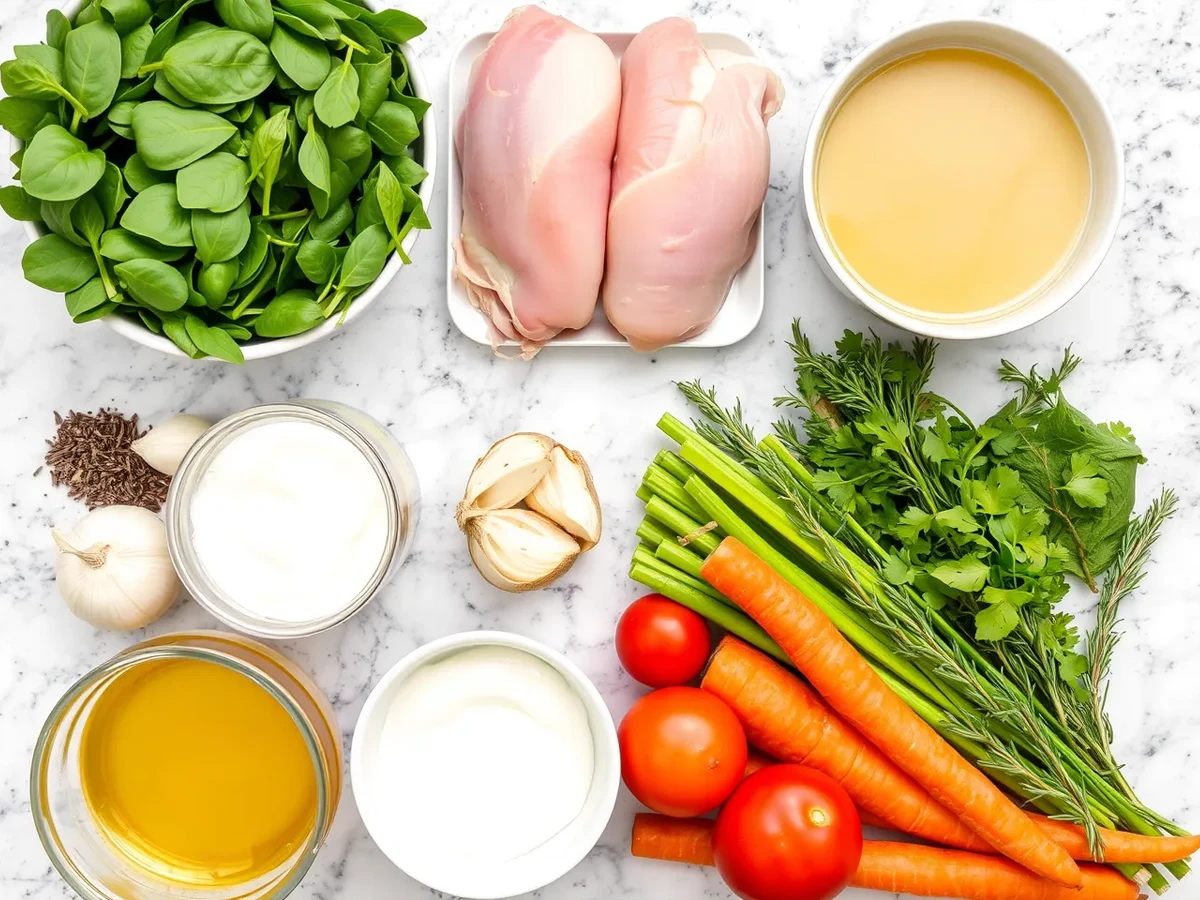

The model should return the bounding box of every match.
[165,400,419,639]
[31,632,343,900]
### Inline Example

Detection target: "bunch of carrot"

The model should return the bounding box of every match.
[630,413,1194,895]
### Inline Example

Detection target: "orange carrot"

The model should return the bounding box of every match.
[1027,813,1200,865]
[631,813,714,867]
[701,537,1081,887]
[703,636,992,853]
[742,722,1198,863]
[854,841,1138,900]
[631,816,1137,900]
[742,747,775,778]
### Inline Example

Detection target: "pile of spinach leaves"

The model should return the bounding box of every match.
[778,328,1143,689]
[0,0,431,362]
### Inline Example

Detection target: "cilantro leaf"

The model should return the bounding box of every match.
[975,601,1019,640]
[882,553,914,586]
[811,469,858,509]
[1061,451,1109,509]
[966,465,1024,515]
[930,555,990,592]
[895,507,933,541]
[934,506,981,534]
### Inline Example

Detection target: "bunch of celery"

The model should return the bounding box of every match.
[631,406,1184,893]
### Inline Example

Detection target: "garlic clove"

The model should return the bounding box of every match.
[458,433,555,524]
[131,414,213,476]
[465,508,580,592]
[526,444,602,549]
[51,505,181,630]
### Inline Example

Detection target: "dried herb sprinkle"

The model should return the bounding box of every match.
[44,409,170,512]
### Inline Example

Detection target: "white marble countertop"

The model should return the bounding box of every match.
[2,0,1198,898]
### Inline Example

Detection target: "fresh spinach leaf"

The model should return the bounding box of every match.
[98,0,153,35]
[197,259,240,308]
[22,233,97,291]
[185,312,245,362]
[63,20,122,120]
[338,223,388,288]
[296,239,336,284]
[0,185,42,221]
[192,199,252,263]
[310,198,352,241]
[123,152,168,191]
[14,45,63,82]
[314,58,359,128]
[255,288,323,337]
[21,125,106,202]
[132,102,238,170]
[375,160,405,250]
[177,152,250,212]
[47,10,73,52]
[66,277,110,316]
[214,0,275,40]
[120,182,193,246]
[41,198,86,246]
[299,115,332,217]
[269,25,330,90]
[362,9,425,44]
[353,51,391,125]
[155,29,276,104]
[100,228,188,262]
[365,101,417,155]
[272,11,328,42]
[1,58,88,120]
[120,23,154,79]
[114,257,188,310]
[383,153,427,186]
[0,97,55,140]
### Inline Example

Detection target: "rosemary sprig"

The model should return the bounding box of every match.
[1082,490,1178,782]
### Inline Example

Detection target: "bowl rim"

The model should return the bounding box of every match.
[800,17,1124,340]
[18,0,438,362]
[349,630,621,900]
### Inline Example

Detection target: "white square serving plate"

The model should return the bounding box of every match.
[446,30,766,352]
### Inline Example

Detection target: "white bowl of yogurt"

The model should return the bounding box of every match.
[350,631,620,899]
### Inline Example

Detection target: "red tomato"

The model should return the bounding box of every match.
[713,765,862,900]
[616,594,711,687]
[618,687,747,817]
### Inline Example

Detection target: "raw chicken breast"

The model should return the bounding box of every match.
[604,18,784,351]
[454,6,621,358]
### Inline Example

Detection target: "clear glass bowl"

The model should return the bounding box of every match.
[165,400,420,639]
[30,632,343,900]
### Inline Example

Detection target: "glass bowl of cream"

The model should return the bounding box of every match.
[165,401,419,638]
[350,631,621,899]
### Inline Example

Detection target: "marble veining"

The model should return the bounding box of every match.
[1,0,1198,898]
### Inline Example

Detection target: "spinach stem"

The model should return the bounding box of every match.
[261,209,310,222]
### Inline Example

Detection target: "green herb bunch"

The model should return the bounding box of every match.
[0,0,431,362]
[776,330,1139,656]
[632,326,1184,887]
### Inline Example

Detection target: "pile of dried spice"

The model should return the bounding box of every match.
[43,410,171,512]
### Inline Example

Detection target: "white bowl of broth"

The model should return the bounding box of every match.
[802,20,1122,338]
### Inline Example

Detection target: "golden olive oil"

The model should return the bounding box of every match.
[79,657,318,885]
[816,47,1091,316]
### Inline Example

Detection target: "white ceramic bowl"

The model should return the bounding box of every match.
[19,0,437,362]
[351,631,620,900]
[801,19,1123,340]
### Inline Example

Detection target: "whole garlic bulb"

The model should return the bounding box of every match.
[131,414,212,476]
[51,506,182,630]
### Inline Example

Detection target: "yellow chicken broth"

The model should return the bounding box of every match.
[78,656,318,885]
[816,47,1091,317]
